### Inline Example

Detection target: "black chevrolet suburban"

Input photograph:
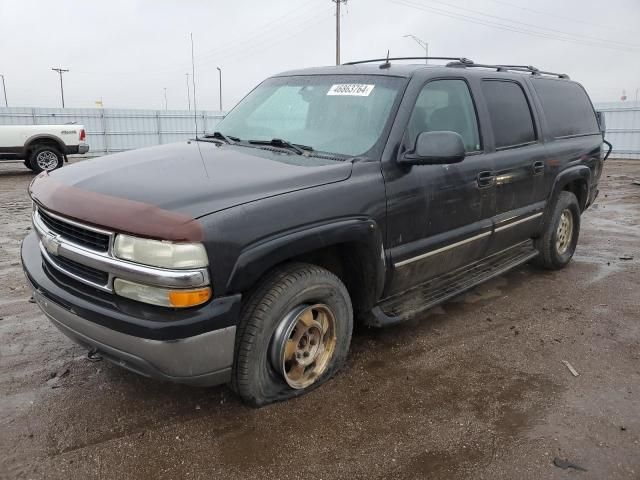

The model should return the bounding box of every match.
[22,57,607,406]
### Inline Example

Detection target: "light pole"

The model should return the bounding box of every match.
[0,74,7,107]
[51,67,69,107]
[185,73,191,110]
[163,88,168,110]
[332,0,348,65]
[217,67,222,111]
[403,35,429,63]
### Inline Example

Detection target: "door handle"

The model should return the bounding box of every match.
[532,161,544,175]
[477,171,495,188]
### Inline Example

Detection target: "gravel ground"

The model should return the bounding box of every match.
[1,159,639,480]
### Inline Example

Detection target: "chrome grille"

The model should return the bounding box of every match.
[47,254,109,286]
[38,208,110,252]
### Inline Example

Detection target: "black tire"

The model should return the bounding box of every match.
[232,263,353,407]
[24,160,36,171]
[534,191,581,269]
[28,145,63,173]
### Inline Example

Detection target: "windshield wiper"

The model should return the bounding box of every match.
[248,138,313,155]
[201,131,239,144]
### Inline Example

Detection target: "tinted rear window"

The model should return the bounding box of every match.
[532,79,599,138]
[481,80,536,149]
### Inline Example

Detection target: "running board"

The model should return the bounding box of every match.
[365,240,539,327]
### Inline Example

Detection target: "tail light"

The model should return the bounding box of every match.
[79,129,86,141]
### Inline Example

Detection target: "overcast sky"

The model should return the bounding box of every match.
[1,0,639,110]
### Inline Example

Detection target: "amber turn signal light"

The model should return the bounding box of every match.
[168,287,212,308]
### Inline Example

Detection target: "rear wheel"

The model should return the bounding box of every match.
[534,191,581,269]
[28,145,63,173]
[232,263,353,407]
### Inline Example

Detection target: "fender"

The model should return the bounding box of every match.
[547,165,591,213]
[226,217,386,303]
[23,134,66,156]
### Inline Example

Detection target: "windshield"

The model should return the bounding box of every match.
[214,75,405,157]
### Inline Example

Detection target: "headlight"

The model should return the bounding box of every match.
[113,234,208,269]
[114,278,211,308]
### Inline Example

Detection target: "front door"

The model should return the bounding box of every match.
[383,78,495,296]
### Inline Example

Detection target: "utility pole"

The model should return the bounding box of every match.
[51,67,69,108]
[163,88,168,110]
[403,34,429,63]
[332,0,347,65]
[0,74,7,107]
[217,67,222,111]
[185,73,191,110]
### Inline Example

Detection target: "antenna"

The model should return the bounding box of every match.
[190,33,198,138]
[380,50,391,69]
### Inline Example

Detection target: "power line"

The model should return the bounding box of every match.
[71,2,328,78]
[198,12,334,67]
[193,0,325,62]
[389,0,639,53]
[51,68,69,108]
[485,0,637,36]
[420,0,640,49]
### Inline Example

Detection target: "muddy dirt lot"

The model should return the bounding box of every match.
[1,159,639,480]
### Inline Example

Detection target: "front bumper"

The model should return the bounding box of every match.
[33,289,235,385]
[22,232,240,386]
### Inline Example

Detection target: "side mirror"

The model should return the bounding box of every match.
[401,131,466,165]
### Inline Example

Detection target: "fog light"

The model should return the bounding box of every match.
[114,278,211,308]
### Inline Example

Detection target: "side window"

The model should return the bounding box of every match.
[406,79,481,152]
[481,80,536,149]
[531,79,600,138]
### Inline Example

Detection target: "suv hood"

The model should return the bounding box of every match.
[30,141,353,241]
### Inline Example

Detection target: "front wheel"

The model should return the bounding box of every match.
[534,191,581,269]
[28,146,63,173]
[232,263,353,407]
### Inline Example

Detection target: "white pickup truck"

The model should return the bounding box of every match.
[0,125,89,173]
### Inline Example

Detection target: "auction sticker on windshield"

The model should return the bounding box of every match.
[327,84,375,96]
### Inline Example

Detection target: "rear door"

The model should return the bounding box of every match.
[478,79,547,253]
[383,77,495,296]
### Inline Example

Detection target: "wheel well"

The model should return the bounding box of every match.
[562,179,588,211]
[25,138,64,158]
[290,243,378,316]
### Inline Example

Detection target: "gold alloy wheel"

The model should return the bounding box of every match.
[270,304,337,389]
[556,209,574,255]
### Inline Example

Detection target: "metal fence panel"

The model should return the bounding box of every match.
[2,103,638,159]
[594,101,640,160]
[0,107,224,156]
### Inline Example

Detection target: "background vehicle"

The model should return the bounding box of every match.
[22,58,606,407]
[0,124,89,172]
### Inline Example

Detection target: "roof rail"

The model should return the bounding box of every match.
[342,57,570,79]
[446,61,570,79]
[343,56,474,66]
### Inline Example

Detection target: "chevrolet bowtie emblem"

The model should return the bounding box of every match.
[43,234,62,256]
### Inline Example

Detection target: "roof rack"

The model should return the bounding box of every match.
[341,56,569,79]
[446,61,570,79]
[343,56,474,67]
